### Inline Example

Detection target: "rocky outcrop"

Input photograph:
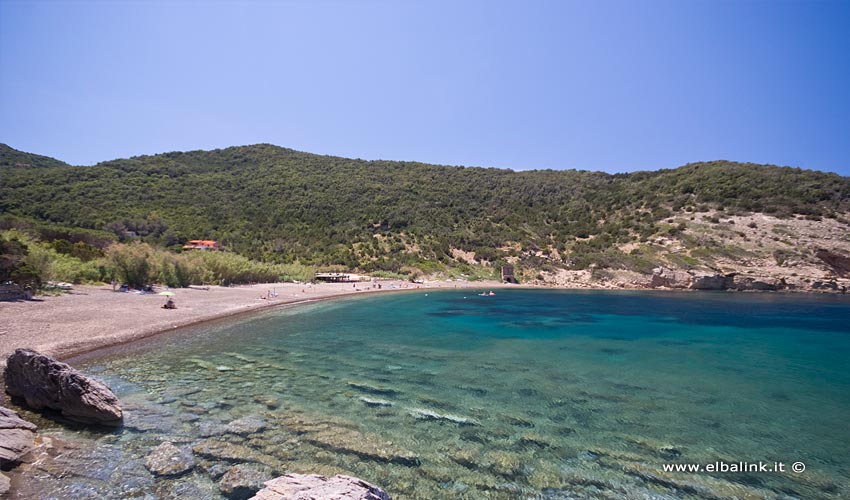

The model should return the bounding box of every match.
[811,280,840,291]
[250,473,392,500]
[144,441,195,477]
[0,405,37,465]
[0,472,9,495]
[646,267,835,292]
[689,273,734,290]
[729,276,783,291]
[815,248,850,277]
[4,348,123,426]
[0,405,38,496]
[649,267,691,288]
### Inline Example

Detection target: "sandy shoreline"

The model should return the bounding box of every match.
[0,280,513,366]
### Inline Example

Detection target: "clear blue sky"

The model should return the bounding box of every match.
[1,0,849,175]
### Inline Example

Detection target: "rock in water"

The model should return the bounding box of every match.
[0,405,38,496]
[250,474,392,500]
[4,348,123,426]
[219,464,272,500]
[0,472,10,496]
[0,405,37,465]
[144,441,195,477]
[225,416,266,436]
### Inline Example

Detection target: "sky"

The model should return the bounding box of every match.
[1,0,849,175]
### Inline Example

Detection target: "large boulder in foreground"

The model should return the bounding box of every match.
[250,473,392,500]
[4,348,123,426]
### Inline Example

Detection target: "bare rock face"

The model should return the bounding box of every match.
[730,276,783,291]
[689,273,734,290]
[815,248,850,277]
[650,267,691,288]
[0,405,37,465]
[4,348,123,426]
[250,474,392,500]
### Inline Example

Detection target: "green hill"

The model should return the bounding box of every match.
[0,143,70,169]
[1,143,849,282]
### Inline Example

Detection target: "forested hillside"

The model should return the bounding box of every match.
[2,143,849,285]
[0,144,70,169]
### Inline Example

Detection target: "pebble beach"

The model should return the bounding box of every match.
[0,280,508,366]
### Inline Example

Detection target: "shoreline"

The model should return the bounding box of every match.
[2,278,847,370]
[0,280,515,367]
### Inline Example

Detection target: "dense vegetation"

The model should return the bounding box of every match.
[0,229,313,291]
[0,143,70,169]
[2,143,849,283]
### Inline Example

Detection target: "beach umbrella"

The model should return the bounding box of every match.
[159,291,175,296]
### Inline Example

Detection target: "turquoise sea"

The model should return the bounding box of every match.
[7,289,850,499]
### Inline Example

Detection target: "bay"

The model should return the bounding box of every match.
[8,289,850,499]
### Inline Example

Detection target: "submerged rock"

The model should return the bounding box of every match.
[620,460,783,499]
[250,473,392,500]
[347,381,399,396]
[485,450,524,478]
[359,397,393,407]
[226,416,266,436]
[277,410,419,466]
[408,408,479,426]
[4,348,123,426]
[219,464,273,500]
[448,446,482,470]
[0,405,38,465]
[144,441,195,477]
[304,426,420,466]
[192,438,283,470]
[199,421,229,437]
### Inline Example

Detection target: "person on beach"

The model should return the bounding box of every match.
[163,297,176,309]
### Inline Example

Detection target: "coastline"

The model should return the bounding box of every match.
[2,277,846,369]
[0,280,515,367]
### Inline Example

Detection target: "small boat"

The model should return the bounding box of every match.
[478,292,487,296]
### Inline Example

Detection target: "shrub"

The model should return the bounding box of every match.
[105,242,155,288]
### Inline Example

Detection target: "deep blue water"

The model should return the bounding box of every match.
[9,289,850,499]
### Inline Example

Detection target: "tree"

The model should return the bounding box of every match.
[105,242,155,288]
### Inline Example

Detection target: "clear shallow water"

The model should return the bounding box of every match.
[8,289,850,499]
